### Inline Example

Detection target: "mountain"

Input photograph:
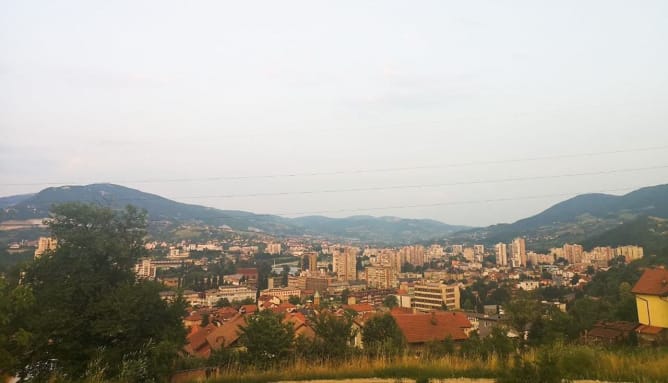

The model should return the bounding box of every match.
[0,183,466,244]
[292,215,465,244]
[0,193,34,209]
[452,184,668,250]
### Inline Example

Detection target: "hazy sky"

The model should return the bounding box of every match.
[1,1,667,226]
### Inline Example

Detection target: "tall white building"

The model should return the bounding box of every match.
[495,243,508,266]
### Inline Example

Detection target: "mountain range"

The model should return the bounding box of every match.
[1,183,667,250]
[0,184,467,244]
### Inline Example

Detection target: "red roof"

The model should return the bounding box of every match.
[632,268,668,296]
[343,303,375,313]
[636,324,665,335]
[391,312,469,343]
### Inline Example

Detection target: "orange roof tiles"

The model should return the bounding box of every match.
[632,268,668,296]
[391,312,469,343]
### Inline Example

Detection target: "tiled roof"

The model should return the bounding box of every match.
[391,312,469,343]
[206,314,247,351]
[636,324,665,335]
[632,268,668,296]
[342,303,375,313]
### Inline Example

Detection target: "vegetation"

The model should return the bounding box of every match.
[206,346,668,383]
[0,203,187,382]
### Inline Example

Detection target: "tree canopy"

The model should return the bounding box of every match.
[2,203,187,381]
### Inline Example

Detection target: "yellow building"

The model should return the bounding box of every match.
[632,268,668,329]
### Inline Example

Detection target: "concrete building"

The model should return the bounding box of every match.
[511,238,527,267]
[134,259,156,280]
[34,237,57,258]
[412,282,461,312]
[495,243,508,266]
[563,243,584,264]
[266,242,282,255]
[333,247,357,281]
[365,266,397,289]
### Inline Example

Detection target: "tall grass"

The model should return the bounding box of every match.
[206,346,668,383]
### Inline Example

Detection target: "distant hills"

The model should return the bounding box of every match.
[0,184,467,244]
[1,183,667,250]
[452,184,668,252]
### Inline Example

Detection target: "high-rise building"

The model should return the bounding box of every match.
[333,247,357,281]
[495,243,508,266]
[303,251,318,272]
[365,266,397,289]
[511,238,527,267]
[473,245,485,256]
[451,245,464,255]
[412,282,461,311]
[266,242,282,255]
[616,245,644,262]
[34,237,57,259]
[400,245,426,266]
[563,243,584,264]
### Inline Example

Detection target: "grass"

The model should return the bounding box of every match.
[203,347,668,383]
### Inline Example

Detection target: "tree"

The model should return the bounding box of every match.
[383,295,398,309]
[288,295,301,305]
[0,278,34,376]
[309,311,357,360]
[361,314,404,356]
[505,294,541,338]
[15,203,186,380]
[238,311,294,368]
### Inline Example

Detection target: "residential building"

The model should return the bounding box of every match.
[632,268,668,329]
[412,282,461,311]
[563,243,584,264]
[511,238,526,267]
[616,245,644,262]
[365,265,396,289]
[266,242,282,255]
[34,237,57,258]
[261,287,301,300]
[333,247,357,281]
[495,243,508,266]
[134,259,156,279]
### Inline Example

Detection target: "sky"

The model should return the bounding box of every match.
[1,0,667,227]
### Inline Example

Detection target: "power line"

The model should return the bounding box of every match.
[171,165,668,199]
[0,185,644,225]
[273,187,641,216]
[1,145,666,187]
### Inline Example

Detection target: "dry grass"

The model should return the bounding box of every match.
[205,347,668,383]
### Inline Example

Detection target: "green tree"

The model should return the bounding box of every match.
[238,310,294,367]
[361,314,404,356]
[0,278,35,376]
[383,295,398,309]
[309,311,357,360]
[17,203,186,381]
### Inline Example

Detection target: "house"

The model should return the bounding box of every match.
[585,321,638,345]
[391,311,470,349]
[632,268,668,344]
[184,314,248,358]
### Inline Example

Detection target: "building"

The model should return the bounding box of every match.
[266,242,282,255]
[202,286,256,307]
[511,238,526,267]
[632,268,668,330]
[261,287,301,300]
[391,311,470,349]
[333,247,357,281]
[400,245,426,266]
[34,237,57,258]
[495,243,508,266]
[134,259,156,280]
[563,243,584,264]
[412,282,461,311]
[365,266,396,289]
[616,245,644,262]
[304,251,318,272]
